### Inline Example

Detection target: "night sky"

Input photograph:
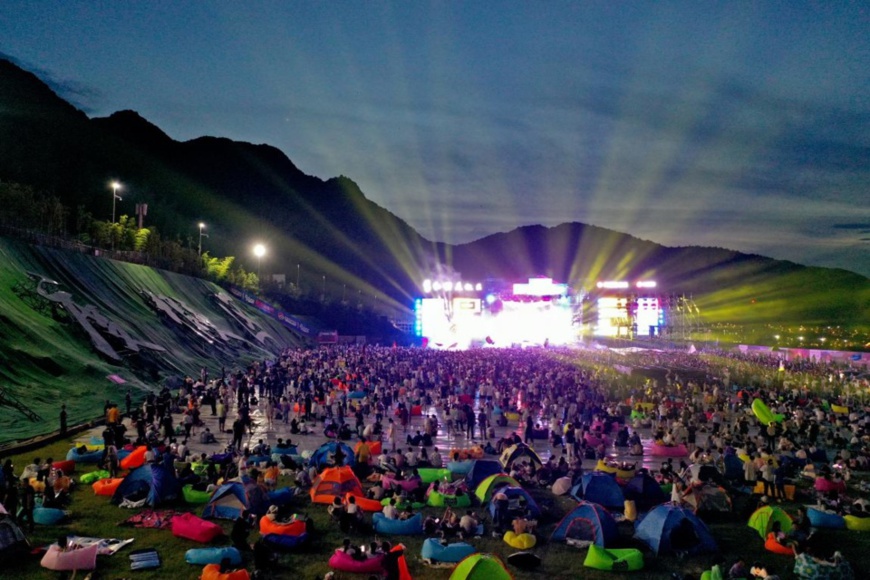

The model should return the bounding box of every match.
[2,2,868,276]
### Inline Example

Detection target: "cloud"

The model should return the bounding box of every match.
[831,223,870,231]
[0,50,101,113]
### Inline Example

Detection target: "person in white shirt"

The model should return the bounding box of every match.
[430,448,443,468]
[382,498,398,520]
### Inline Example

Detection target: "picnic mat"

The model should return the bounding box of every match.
[120,509,180,529]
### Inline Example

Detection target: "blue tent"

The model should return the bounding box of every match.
[723,454,744,481]
[309,441,357,470]
[111,464,180,507]
[634,503,718,556]
[571,472,625,510]
[551,501,617,546]
[202,477,271,519]
[487,486,541,520]
[624,472,667,511]
[466,459,504,490]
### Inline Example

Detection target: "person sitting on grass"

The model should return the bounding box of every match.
[459,510,479,539]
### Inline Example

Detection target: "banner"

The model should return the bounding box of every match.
[227,285,317,337]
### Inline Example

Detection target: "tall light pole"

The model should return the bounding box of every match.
[110,181,122,224]
[198,222,208,256]
[253,244,266,287]
[296,264,300,288]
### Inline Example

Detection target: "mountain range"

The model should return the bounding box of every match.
[1,58,867,327]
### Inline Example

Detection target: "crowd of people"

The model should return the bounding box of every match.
[2,342,869,579]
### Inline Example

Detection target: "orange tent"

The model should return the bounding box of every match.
[310,466,364,505]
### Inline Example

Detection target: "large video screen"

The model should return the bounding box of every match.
[417,296,574,349]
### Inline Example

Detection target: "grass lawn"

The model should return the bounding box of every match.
[4,437,870,579]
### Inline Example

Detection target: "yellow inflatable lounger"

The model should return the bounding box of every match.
[503,531,536,550]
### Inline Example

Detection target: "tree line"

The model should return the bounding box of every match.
[0,180,259,291]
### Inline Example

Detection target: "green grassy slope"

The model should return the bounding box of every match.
[0,238,302,445]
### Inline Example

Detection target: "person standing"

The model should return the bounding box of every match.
[478,409,488,440]
[565,424,576,461]
[125,389,132,417]
[217,398,227,433]
[59,404,67,436]
[20,479,35,533]
[762,459,776,499]
[232,417,245,451]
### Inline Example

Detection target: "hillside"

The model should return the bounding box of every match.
[446,223,870,325]
[1,57,867,326]
[0,238,301,445]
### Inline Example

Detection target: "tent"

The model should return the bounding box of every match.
[682,484,732,514]
[686,464,724,486]
[466,459,504,490]
[551,501,618,546]
[0,514,29,564]
[634,503,718,556]
[449,553,513,580]
[486,486,540,520]
[747,505,793,539]
[723,454,744,481]
[202,477,271,519]
[551,476,572,496]
[310,466,364,505]
[499,443,543,472]
[475,473,521,504]
[111,464,180,507]
[570,472,625,510]
[624,472,667,511]
[309,441,357,470]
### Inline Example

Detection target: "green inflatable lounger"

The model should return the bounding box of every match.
[583,544,644,572]
[417,468,451,484]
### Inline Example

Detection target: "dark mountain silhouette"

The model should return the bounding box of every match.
[1,58,867,325]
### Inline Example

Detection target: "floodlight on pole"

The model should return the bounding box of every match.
[253,244,266,283]
[110,181,122,224]
[198,222,209,256]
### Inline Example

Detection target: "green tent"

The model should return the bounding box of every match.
[747,505,793,539]
[449,553,513,580]
[474,473,521,503]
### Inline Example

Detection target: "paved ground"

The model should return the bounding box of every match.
[77,397,704,475]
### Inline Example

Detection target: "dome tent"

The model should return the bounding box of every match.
[747,505,793,539]
[0,514,29,564]
[202,476,271,519]
[551,501,618,546]
[310,466,364,505]
[474,473,521,504]
[309,441,356,470]
[466,459,504,490]
[111,463,180,508]
[499,443,543,472]
[624,471,667,511]
[487,486,541,520]
[634,503,718,556]
[449,553,513,580]
[570,472,625,510]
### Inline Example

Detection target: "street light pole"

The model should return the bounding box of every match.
[253,244,266,288]
[198,223,208,256]
[111,181,122,224]
[296,264,300,288]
